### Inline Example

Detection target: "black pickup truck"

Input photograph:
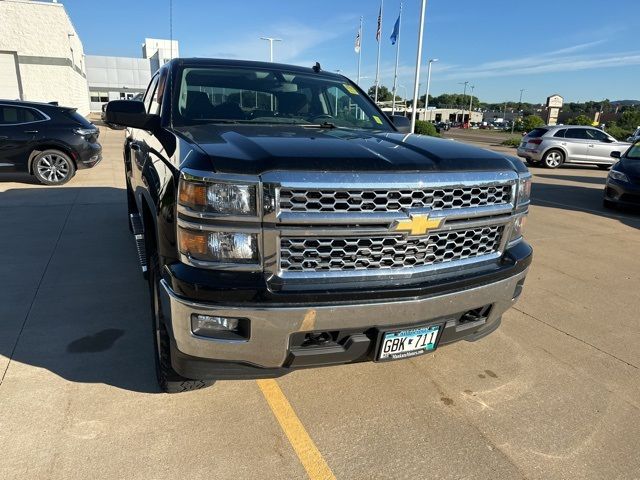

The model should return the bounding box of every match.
[106,58,532,393]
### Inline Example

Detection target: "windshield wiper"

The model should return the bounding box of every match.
[302,122,337,129]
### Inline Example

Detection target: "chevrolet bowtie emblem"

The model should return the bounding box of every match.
[392,214,443,235]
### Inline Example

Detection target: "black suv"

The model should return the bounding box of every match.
[0,100,102,185]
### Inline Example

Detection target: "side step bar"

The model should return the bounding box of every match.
[129,213,148,273]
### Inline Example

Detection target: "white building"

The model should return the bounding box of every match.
[0,0,90,114]
[86,38,178,111]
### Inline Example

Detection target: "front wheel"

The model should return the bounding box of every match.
[148,253,214,393]
[32,150,76,185]
[543,150,564,169]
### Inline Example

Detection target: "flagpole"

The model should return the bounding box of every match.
[374,0,383,104]
[410,0,428,133]
[357,16,363,86]
[391,2,402,115]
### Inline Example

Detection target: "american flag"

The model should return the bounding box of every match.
[376,6,382,42]
[355,28,361,53]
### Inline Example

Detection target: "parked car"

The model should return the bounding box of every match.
[435,121,450,132]
[517,125,630,169]
[0,100,101,185]
[105,58,532,393]
[603,142,640,209]
[626,126,640,143]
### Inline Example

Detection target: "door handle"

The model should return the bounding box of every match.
[24,130,38,134]
[588,144,594,147]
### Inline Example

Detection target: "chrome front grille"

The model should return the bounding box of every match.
[279,185,512,213]
[280,225,504,273]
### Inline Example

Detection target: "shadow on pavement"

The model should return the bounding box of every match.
[530,181,640,230]
[0,186,160,393]
[534,173,607,186]
[0,173,42,185]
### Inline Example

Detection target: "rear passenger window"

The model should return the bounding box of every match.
[527,128,548,138]
[0,106,45,124]
[553,129,566,138]
[565,128,590,139]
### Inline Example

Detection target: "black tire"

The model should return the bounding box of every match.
[148,252,214,393]
[32,149,76,185]
[597,164,611,171]
[542,149,564,169]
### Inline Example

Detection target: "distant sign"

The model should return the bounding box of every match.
[547,94,564,109]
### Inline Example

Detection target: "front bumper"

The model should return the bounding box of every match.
[160,262,530,379]
[604,179,640,207]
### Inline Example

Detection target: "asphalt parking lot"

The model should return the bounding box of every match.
[1,124,639,480]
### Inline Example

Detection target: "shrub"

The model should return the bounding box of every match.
[414,120,440,137]
[605,123,633,141]
[521,115,545,132]
[567,115,594,126]
[501,137,522,147]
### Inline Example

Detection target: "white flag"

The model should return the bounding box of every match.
[355,29,361,53]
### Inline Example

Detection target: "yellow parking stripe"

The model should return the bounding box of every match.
[257,379,336,480]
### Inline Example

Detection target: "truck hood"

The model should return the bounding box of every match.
[174,125,524,175]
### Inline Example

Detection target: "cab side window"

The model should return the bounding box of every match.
[149,70,167,116]
[143,75,159,113]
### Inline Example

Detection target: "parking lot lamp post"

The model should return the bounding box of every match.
[458,81,469,125]
[424,58,438,121]
[468,85,475,124]
[260,37,282,62]
[511,88,525,134]
[410,0,428,133]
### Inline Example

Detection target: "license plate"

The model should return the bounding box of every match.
[377,325,441,361]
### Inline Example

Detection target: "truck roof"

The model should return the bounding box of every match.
[168,58,345,80]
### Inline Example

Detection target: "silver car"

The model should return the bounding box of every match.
[517,125,630,169]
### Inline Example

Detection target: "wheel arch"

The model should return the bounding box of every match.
[541,145,567,161]
[28,144,78,174]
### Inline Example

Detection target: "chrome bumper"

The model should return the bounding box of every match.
[160,268,528,369]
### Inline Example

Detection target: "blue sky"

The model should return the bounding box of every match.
[64,0,639,104]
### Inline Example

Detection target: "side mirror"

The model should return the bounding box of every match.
[105,100,159,130]
[610,151,621,158]
[390,115,411,133]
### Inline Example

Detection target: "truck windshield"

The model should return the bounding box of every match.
[172,66,393,131]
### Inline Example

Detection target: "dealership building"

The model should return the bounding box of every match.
[0,0,90,113]
[0,0,178,114]
[86,39,178,111]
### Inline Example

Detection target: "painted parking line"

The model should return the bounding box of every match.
[257,379,336,480]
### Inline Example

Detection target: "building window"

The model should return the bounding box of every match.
[90,91,109,103]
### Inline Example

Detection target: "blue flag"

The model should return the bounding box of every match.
[390,15,400,45]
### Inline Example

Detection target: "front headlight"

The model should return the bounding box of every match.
[178,229,259,264]
[608,170,629,183]
[516,175,532,205]
[179,180,257,216]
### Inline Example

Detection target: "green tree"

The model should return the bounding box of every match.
[521,115,545,131]
[567,115,594,125]
[367,85,394,102]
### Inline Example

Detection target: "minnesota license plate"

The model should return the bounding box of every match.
[377,325,441,361]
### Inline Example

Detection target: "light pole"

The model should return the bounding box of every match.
[424,58,438,121]
[468,85,475,125]
[410,0,428,133]
[511,88,525,134]
[458,81,469,125]
[260,37,282,62]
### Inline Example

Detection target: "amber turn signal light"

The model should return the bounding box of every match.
[178,182,207,208]
[177,229,208,257]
